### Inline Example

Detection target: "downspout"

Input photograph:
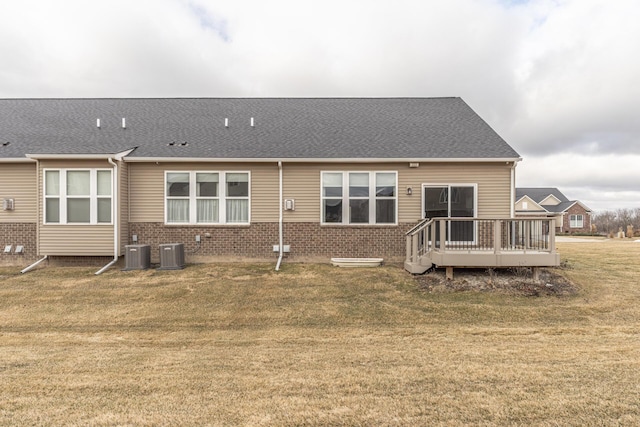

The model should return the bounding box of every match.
[22,159,47,273]
[275,161,284,271]
[510,161,518,218]
[21,255,48,274]
[510,161,518,247]
[95,157,119,275]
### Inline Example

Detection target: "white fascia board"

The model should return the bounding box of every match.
[124,157,523,163]
[540,194,562,205]
[576,201,593,213]
[564,201,593,213]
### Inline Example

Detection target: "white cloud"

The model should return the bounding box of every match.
[0,0,638,209]
[517,153,640,211]
[508,0,640,155]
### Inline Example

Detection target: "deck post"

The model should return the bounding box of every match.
[548,219,556,253]
[439,220,447,251]
[446,266,454,280]
[412,233,419,263]
[494,220,502,255]
[406,235,412,264]
[532,267,540,282]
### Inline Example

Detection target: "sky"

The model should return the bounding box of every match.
[1,0,638,212]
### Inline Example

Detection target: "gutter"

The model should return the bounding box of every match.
[124,157,524,164]
[275,161,284,271]
[0,158,37,163]
[95,157,119,275]
[25,149,135,161]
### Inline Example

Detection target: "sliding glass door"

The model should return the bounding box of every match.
[423,185,476,242]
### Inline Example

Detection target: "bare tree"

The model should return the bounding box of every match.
[593,208,640,237]
[593,210,617,235]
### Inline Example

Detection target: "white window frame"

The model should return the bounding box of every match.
[320,171,398,225]
[43,168,113,225]
[421,183,478,219]
[164,171,251,225]
[569,214,584,228]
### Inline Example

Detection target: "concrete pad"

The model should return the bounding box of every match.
[555,236,607,243]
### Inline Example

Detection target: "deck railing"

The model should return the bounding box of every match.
[405,217,557,267]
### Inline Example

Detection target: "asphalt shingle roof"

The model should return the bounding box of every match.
[0,97,520,160]
[516,188,569,204]
[516,188,592,214]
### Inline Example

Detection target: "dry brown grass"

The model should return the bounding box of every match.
[1,240,640,426]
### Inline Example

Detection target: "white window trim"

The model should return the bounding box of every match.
[43,168,113,225]
[320,171,398,226]
[569,214,584,228]
[164,171,251,225]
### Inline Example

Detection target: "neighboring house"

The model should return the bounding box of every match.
[1,97,558,273]
[515,187,592,233]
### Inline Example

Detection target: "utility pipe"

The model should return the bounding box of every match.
[95,157,119,275]
[275,161,284,271]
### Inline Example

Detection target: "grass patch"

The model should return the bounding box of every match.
[1,241,639,425]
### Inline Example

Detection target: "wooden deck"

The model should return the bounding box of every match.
[404,217,560,274]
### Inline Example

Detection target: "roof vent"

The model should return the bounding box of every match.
[225,118,229,128]
[122,118,126,129]
[97,119,101,128]
[1,141,10,147]
[250,117,255,127]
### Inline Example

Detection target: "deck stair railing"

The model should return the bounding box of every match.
[405,217,557,273]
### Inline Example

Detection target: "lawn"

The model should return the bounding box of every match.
[1,240,639,426]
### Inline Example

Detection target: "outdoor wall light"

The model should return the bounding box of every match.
[406,187,413,196]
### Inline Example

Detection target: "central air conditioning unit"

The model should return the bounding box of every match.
[158,243,185,270]
[123,244,151,270]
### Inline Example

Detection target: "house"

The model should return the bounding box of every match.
[1,97,559,274]
[515,187,592,233]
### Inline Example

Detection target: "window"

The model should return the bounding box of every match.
[570,214,584,228]
[44,169,112,224]
[423,184,476,242]
[165,171,249,224]
[321,171,397,225]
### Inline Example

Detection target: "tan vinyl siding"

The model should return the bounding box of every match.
[398,163,513,220]
[248,165,279,222]
[39,225,114,255]
[128,162,280,223]
[540,195,561,206]
[128,162,163,222]
[515,196,544,213]
[282,162,514,223]
[0,163,37,222]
